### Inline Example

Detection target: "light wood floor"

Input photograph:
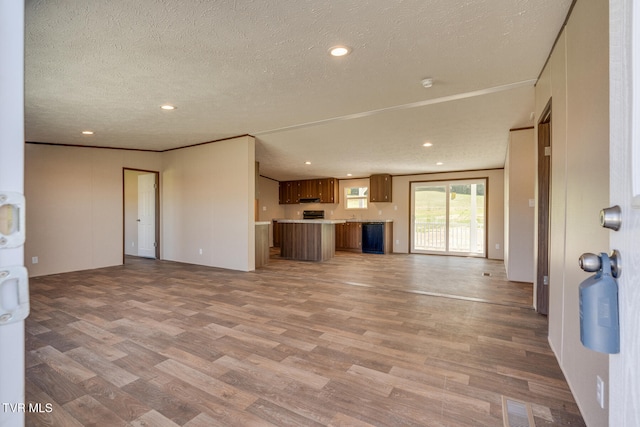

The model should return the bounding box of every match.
[25,252,585,426]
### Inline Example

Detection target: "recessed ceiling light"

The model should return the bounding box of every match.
[436,162,444,166]
[421,78,433,88]
[160,105,176,110]
[346,173,353,177]
[305,161,311,165]
[422,142,433,147]
[329,45,351,57]
[82,131,94,135]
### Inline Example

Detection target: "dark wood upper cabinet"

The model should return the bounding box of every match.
[279,181,299,204]
[369,174,392,202]
[279,178,339,204]
[318,178,338,203]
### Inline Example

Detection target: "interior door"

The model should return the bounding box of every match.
[608,0,640,421]
[137,173,156,258]
[0,2,26,425]
[536,114,551,315]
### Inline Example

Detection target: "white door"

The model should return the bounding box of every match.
[137,173,156,258]
[609,0,640,424]
[0,1,26,426]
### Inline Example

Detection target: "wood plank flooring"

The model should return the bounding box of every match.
[25,252,585,426]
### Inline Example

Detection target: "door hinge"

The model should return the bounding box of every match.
[544,146,552,157]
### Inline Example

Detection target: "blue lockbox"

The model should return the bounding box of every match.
[579,253,620,354]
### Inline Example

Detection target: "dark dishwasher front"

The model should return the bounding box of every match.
[362,222,384,254]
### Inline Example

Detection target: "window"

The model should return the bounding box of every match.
[345,186,368,209]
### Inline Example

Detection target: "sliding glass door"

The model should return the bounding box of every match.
[411,179,486,256]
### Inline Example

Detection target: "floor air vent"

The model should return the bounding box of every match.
[502,396,535,427]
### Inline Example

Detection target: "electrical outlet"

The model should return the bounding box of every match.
[199,248,203,255]
[32,256,38,264]
[596,376,605,408]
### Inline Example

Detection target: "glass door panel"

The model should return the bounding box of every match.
[411,179,486,256]
[411,184,447,252]
[448,183,485,255]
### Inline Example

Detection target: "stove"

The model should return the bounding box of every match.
[303,210,325,220]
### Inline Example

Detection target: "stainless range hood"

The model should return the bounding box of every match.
[299,197,321,203]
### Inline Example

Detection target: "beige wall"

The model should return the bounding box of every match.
[25,144,162,276]
[161,136,256,271]
[278,169,505,259]
[536,1,610,425]
[26,135,256,276]
[504,128,535,282]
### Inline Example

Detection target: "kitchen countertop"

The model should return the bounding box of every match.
[255,221,271,226]
[343,219,394,223]
[274,219,393,223]
[276,219,347,224]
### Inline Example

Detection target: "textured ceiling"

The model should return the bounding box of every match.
[24,0,573,181]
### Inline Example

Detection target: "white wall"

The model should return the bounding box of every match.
[161,136,256,271]
[535,1,610,425]
[25,145,162,276]
[504,128,535,282]
[278,169,505,259]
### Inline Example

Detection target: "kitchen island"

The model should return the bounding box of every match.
[277,219,346,262]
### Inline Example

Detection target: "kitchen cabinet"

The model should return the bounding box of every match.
[318,178,338,203]
[272,220,281,247]
[335,222,362,251]
[255,222,270,267]
[300,179,318,199]
[279,178,339,204]
[279,220,344,262]
[369,174,392,202]
[279,181,300,204]
[336,221,393,253]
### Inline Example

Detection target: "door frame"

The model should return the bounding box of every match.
[0,1,26,425]
[409,177,488,257]
[122,168,160,262]
[536,100,552,315]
